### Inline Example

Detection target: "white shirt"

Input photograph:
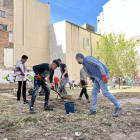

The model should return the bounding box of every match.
[112,77,116,82]
[14,60,27,81]
[69,80,73,84]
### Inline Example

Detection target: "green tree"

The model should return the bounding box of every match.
[94,32,139,77]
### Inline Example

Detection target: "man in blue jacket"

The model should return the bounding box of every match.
[30,60,59,114]
[75,53,122,117]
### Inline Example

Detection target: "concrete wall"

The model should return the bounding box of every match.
[66,21,100,83]
[82,23,95,33]
[13,0,50,66]
[4,47,13,68]
[0,69,34,88]
[50,21,100,84]
[49,21,66,79]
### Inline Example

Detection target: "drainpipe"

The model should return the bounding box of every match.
[90,32,92,56]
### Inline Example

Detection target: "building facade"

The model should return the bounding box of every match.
[13,0,50,66]
[97,0,140,39]
[0,0,13,69]
[50,21,100,83]
[97,0,140,83]
[0,0,100,85]
[0,0,50,84]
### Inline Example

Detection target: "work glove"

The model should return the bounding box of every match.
[62,75,64,79]
[50,83,54,90]
[51,86,54,90]
[37,75,42,81]
[102,75,108,83]
[20,73,24,76]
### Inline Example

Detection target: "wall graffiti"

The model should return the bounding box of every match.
[3,73,34,83]
[135,75,140,84]
[126,79,133,86]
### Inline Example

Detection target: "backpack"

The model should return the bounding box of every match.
[28,88,34,95]
[39,88,46,96]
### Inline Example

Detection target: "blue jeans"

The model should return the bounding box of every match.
[30,77,50,107]
[60,77,69,94]
[91,73,121,111]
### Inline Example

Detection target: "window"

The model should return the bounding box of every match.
[83,38,85,50]
[0,24,7,31]
[87,39,89,46]
[0,10,6,18]
[98,20,100,23]
[3,25,7,30]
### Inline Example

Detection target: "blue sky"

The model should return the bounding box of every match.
[37,0,109,32]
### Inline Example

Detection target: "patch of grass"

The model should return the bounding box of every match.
[78,114,90,120]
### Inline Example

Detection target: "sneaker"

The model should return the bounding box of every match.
[87,99,90,103]
[30,107,36,114]
[85,109,96,115]
[113,108,122,117]
[24,100,29,105]
[44,106,53,111]
[78,97,82,101]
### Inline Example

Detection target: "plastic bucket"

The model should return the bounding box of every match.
[64,102,75,114]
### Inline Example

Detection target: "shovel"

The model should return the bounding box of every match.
[17,77,24,109]
[41,79,72,100]
[41,79,62,99]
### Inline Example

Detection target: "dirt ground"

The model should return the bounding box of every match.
[0,87,140,140]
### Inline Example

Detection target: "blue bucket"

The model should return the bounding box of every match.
[64,102,75,114]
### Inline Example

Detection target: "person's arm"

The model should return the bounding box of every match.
[86,57,106,75]
[62,67,68,77]
[87,57,108,83]
[82,69,87,82]
[49,70,54,84]
[33,64,44,76]
[14,61,22,75]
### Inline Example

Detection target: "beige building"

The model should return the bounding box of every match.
[0,0,50,84]
[13,0,50,66]
[50,21,100,83]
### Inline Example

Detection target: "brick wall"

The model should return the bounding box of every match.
[0,30,9,68]
[0,0,13,69]
[0,0,13,32]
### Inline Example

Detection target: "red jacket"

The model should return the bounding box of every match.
[54,77,59,84]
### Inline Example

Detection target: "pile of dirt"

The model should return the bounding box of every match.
[49,101,65,109]
[37,94,91,112]
[61,94,73,100]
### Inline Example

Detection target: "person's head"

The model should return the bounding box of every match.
[73,80,75,83]
[57,59,62,65]
[21,55,28,63]
[50,59,60,70]
[120,75,122,77]
[75,53,84,64]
